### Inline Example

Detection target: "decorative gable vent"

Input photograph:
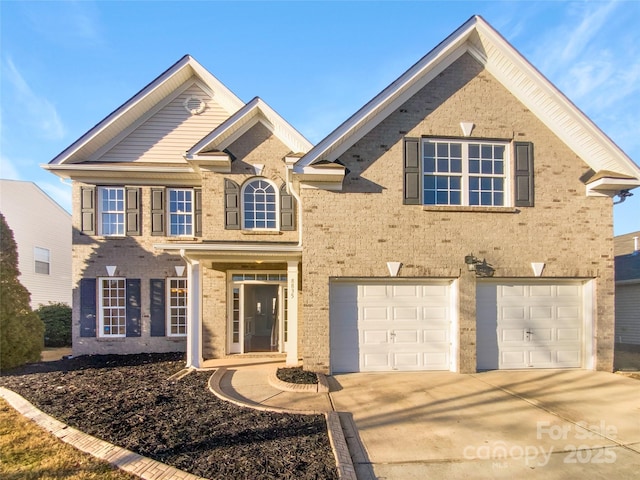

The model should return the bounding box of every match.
[184,96,205,115]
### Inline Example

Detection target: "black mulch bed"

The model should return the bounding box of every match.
[276,367,318,385]
[0,353,338,480]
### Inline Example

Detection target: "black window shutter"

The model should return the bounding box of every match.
[79,278,97,337]
[126,279,141,337]
[403,138,421,205]
[514,142,535,207]
[150,279,166,337]
[125,187,141,236]
[280,184,295,231]
[224,179,240,229]
[151,188,165,236]
[194,188,203,237]
[81,187,96,234]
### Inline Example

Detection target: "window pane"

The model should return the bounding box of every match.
[243,179,277,229]
[450,177,461,190]
[494,145,505,159]
[495,161,504,175]
[450,191,461,205]
[481,160,493,174]
[469,160,480,174]
[481,192,492,205]
[450,143,462,158]
[424,189,436,205]
[424,158,435,173]
[469,144,480,158]
[469,177,479,190]
[494,192,504,205]
[470,192,480,205]
[437,143,448,157]
[451,158,462,173]
[424,143,435,157]
[481,145,492,159]
[437,158,449,172]
[424,175,435,189]
[436,176,448,189]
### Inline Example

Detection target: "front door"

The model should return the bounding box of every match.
[244,284,279,352]
[228,274,287,354]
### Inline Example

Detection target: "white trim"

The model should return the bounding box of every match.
[240,177,280,232]
[167,187,195,237]
[295,15,640,185]
[166,277,188,337]
[185,260,202,368]
[155,243,302,254]
[48,56,243,166]
[187,97,312,157]
[449,278,459,373]
[98,277,127,338]
[97,186,126,237]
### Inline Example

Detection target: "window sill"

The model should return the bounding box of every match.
[165,237,198,242]
[96,337,126,342]
[422,206,520,213]
[241,231,284,236]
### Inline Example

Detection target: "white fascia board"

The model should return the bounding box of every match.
[586,177,640,196]
[478,23,640,179]
[49,56,243,166]
[295,18,478,169]
[188,97,312,156]
[154,243,303,253]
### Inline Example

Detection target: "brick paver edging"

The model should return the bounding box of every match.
[0,387,205,480]
[267,368,330,393]
[208,368,356,480]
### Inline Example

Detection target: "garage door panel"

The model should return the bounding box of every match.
[394,330,419,343]
[362,330,389,345]
[557,328,580,341]
[394,306,419,321]
[423,329,448,343]
[331,281,452,372]
[363,353,391,370]
[424,352,449,369]
[362,306,389,321]
[478,281,584,370]
[394,353,420,369]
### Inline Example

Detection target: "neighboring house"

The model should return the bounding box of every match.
[614,232,640,345]
[44,16,640,373]
[0,179,72,308]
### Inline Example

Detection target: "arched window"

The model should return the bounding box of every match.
[242,178,278,229]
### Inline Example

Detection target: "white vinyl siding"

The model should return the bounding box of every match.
[0,180,71,308]
[100,83,230,163]
[615,284,640,345]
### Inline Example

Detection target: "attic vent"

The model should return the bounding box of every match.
[184,96,205,115]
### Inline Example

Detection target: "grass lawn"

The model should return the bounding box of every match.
[0,399,137,480]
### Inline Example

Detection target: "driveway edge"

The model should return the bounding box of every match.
[0,387,206,480]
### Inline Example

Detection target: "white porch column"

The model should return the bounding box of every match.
[286,260,299,366]
[186,259,202,368]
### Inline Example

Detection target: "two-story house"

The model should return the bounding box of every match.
[45,16,640,373]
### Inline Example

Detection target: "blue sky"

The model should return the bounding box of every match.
[1,0,639,234]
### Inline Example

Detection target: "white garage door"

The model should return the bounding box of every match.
[477,282,584,370]
[330,281,452,373]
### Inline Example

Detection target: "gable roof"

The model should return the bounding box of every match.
[47,55,245,166]
[295,15,640,191]
[186,96,312,157]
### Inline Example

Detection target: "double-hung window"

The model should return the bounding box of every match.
[98,187,125,236]
[168,189,193,236]
[167,278,187,336]
[422,139,508,207]
[242,179,278,230]
[34,247,50,275]
[99,277,126,337]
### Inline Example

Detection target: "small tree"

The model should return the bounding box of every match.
[0,213,44,370]
[35,302,72,347]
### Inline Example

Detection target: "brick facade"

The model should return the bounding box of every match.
[300,53,614,373]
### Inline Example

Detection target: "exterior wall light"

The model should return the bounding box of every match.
[465,254,495,277]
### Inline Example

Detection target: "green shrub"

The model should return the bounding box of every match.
[35,303,72,347]
[0,213,44,371]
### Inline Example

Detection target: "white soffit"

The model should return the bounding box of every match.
[48,55,244,166]
[295,16,640,183]
[186,97,313,157]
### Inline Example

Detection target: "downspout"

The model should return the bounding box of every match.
[285,164,303,247]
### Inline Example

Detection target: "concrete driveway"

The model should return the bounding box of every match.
[329,370,640,479]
